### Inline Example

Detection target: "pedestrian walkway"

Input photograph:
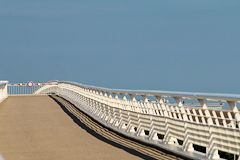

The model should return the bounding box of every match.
[0,96,141,160]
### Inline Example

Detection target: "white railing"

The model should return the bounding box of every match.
[7,82,46,95]
[35,81,240,160]
[0,81,8,103]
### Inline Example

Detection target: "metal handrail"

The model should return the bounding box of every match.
[58,81,240,102]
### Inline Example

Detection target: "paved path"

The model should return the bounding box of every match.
[0,96,141,160]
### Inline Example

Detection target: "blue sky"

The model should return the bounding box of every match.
[0,0,240,93]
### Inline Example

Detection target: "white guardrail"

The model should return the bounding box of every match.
[0,81,8,103]
[35,81,240,160]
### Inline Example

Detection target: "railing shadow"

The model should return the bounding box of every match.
[49,95,157,160]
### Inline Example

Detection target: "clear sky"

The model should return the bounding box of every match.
[0,0,240,93]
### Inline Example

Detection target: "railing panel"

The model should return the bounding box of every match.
[35,81,240,160]
[7,82,46,95]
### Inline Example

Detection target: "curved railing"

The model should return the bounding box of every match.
[35,81,240,160]
[0,81,8,103]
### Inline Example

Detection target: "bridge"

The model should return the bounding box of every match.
[0,81,240,160]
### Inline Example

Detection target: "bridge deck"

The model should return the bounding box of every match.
[0,96,141,160]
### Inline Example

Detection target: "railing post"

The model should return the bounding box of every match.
[198,99,208,109]
[0,81,8,102]
[173,97,183,107]
[227,101,240,129]
[209,149,220,160]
